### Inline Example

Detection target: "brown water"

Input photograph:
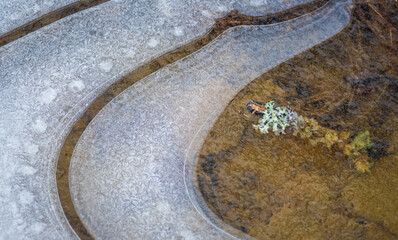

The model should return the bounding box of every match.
[197,2,398,239]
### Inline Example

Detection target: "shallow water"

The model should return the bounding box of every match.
[197,2,398,239]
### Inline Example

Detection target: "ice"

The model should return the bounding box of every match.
[69,1,353,239]
[147,38,160,48]
[0,0,351,238]
[38,88,58,104]
[98,59,114,73]
[67,80,86,93]
[0,0,78,36]
[32,118,47,133]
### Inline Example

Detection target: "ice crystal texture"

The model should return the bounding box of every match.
[69,1,352,239]
[0,0,78,36]
[0,0,352,239]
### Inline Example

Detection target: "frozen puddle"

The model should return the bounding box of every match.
[70,1,352,239]
[0,0,79,36]
[0,0,352,239]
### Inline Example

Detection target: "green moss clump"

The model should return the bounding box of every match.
[352,131,372,151]
[248,100,378,173]
[253,101,304,135]
[344,131,373,157]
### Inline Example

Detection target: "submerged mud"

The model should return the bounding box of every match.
[197,2,398,239]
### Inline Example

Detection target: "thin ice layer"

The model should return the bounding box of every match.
[70,1,352,239]
[0,0,78,36]
[0,0,323,239]
[0,0,314,37]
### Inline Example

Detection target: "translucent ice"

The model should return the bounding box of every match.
[0,0,78,36]
[0,0,336,239]
[70,1,352,239]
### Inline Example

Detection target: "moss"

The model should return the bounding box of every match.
[299,126,313,139]
[354,155,374,173]
[253,101,304,135]
[352,131,372,151]
[324,130,340,149]
[249,101,376,173]
[344,131,373,157]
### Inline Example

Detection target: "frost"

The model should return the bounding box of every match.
[23,142,38,155]
[98,60,114,73]
[19,190,34,205]
[20,165,37,175]
[173,26,184,37]
[250,0,267,7]
[201,10,212,18]
[156,201,172,213]
[67,80,85,93]
[69,1,352,238]
[0,0,77,35]
[32,118,47,133]
[0,0,352,238]
[147,38,159,48]
[38,88,57,104]
[30,222,44,234]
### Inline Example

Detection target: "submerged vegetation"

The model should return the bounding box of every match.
[197,1,398,239]
[248,100,381,173]
[248,101,304,135]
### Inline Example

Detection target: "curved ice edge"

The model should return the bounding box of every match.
[69,0,353,239]
[184,0,353,235]
[0,0,348,239]
[0,0,79,37]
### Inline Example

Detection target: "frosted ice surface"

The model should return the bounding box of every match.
[1,0,340,238]
[70,1,352,239]
[0,0,78,36]
[0,0,314,37]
